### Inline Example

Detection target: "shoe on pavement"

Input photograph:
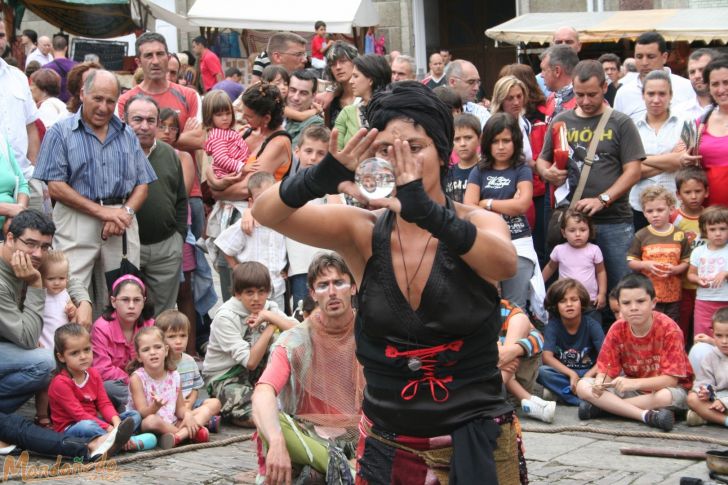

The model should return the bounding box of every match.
[686,410,707,427]
[644,409,674,431]
[578,400,604,420]
[90,416,135,460]
[521,397,556,423]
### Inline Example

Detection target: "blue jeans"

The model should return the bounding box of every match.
[64,410,142,439]
[289,274,308,312]
[0,412,89,459]
[537,366,590,406]
[594,221,634,292]
[0,343,54,413]
[103,380,130,413]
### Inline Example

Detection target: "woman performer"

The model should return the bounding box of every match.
[253,81,526,484]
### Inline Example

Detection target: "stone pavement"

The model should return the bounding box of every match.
[3,404,726,484]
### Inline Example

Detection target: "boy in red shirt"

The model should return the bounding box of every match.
[575,273,693,431]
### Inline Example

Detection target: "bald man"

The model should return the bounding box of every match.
[423,52,446,89]
[537,26,581,97]
[445,59,490,127]
[25,36,53,67]
[34,70,157,299]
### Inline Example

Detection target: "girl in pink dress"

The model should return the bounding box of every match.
[127,327,215,449]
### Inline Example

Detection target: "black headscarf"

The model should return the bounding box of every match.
[365,81,454,177]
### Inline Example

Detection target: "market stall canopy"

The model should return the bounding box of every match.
[485,8,728,45]
[187,0,379,33]
[14,0,191,38]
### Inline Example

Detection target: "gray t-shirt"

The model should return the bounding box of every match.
[540,109,645,224]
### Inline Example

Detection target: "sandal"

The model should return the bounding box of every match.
[158,432,182,450]
[123,433,157,452]
[34,416,52,429]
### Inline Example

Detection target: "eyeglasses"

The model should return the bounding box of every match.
[160,124,179,133]
[16,236,53,252]
[451,76,481,87]
[281,51,307,59]
[313,280,351,294]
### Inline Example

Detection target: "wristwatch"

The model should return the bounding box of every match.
[598,193,610,206]
[122,205,135,216]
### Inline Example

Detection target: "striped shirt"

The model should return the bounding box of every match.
[34,110,157,200]
[204,127,250,177]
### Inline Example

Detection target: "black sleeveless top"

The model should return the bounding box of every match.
[356,206,512,437]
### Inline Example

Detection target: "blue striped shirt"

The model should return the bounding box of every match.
[34,110,157,200]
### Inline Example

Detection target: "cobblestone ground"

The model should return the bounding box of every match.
[4,405,725,484]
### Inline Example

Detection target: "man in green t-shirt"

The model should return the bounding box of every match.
[536,59,646,295]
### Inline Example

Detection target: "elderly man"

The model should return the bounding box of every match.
[125,94,187,313]
[391,54,416,82]
[537,60,644,298]
[118,32,202,152]
[422,52,446,89]
[192,35,223,92]
[540,44,580,120]
[33,70,157,299]
[445,59,490,127]
[251,32,307,82]
[285,70,323,148]
[614,32,695,121]
[0,210,91,413]
[0,53,42,212]
[676,48,720,120]
[252,252,362,484]
[25,35,53,67]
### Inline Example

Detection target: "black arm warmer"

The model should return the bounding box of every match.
[397,180,477,255]
[279,153,355,208]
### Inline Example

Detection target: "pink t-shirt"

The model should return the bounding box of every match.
[550,242,604,301]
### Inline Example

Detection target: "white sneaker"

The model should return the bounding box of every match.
[686,409,707,427]
[522,396,556,423]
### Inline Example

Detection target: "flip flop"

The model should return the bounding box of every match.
[90,417,135,460]
[123,433,157,452]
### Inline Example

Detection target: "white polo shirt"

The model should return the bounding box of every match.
[0,58,39,179]
[614,68,696,123]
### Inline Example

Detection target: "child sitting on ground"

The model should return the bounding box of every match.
[498,299,552,422]
[48,323,148,451]
[202,262,296,426]
[127,327,213,449]
[35,250,77,428]
[670,167,708,343]
[627,185,690,325]
[576,274,694,432]
[156,309,222,432]
[686,307,728,427]
[214,172,288,309]
[538,279,604,406]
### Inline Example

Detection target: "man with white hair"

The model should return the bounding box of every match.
[391,54,416,82]
[25,36,53,67]
[445,59,490,127]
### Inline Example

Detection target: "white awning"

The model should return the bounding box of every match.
[485,8,728,45]
[187,0,379,33]
[131,0,196,32]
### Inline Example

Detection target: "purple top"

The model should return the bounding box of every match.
[44,58,77,103]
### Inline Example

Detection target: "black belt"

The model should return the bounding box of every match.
[96,198,125,205]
